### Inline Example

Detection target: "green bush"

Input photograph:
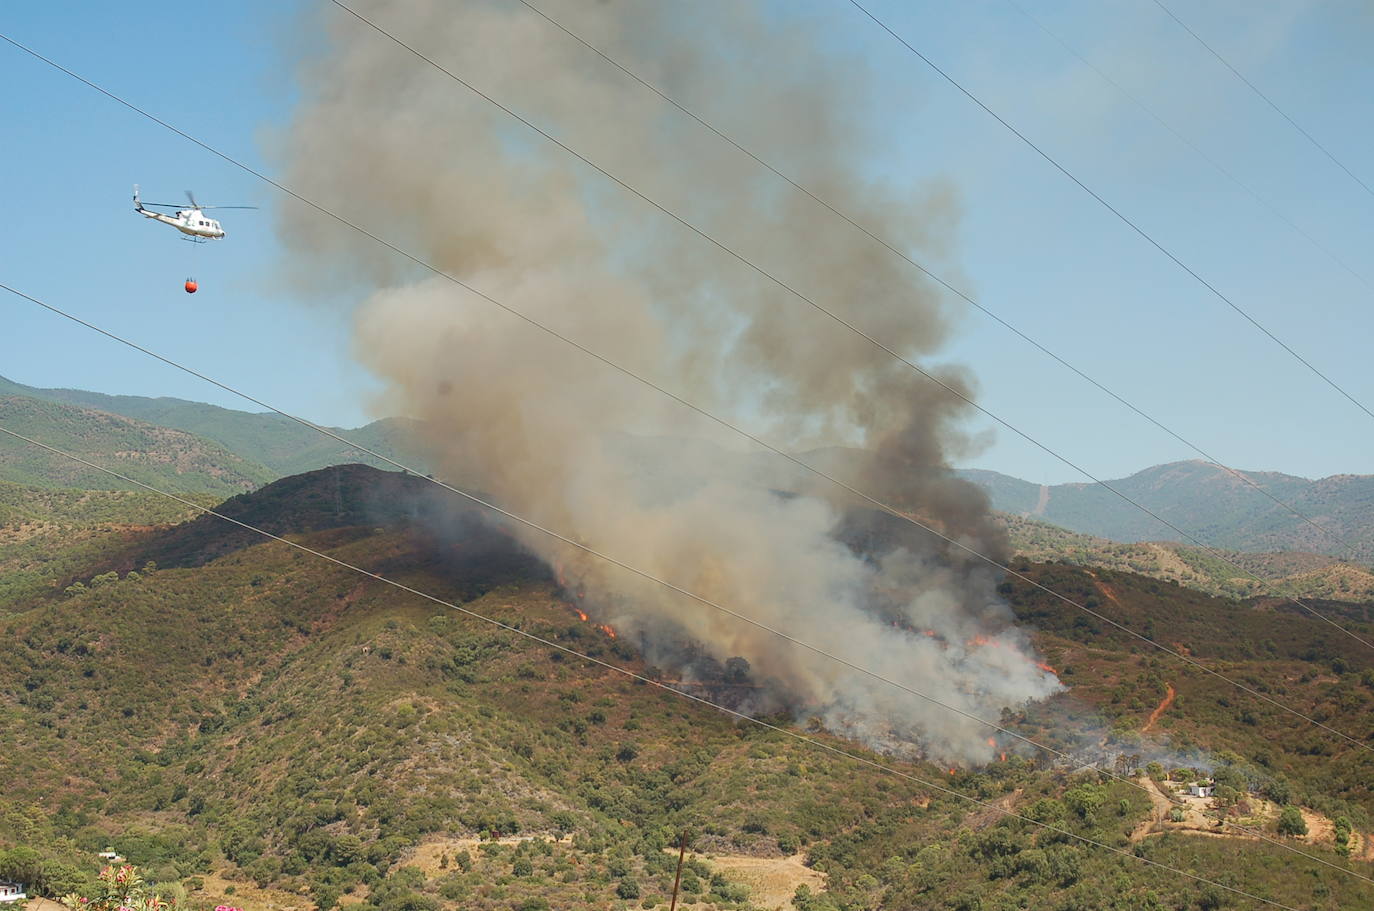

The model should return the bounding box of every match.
[1277,806,1308,836]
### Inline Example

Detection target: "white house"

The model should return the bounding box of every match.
[0,881,27,903]
[1189,782,1215,798]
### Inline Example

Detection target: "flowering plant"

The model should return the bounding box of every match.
[60,865,175,911]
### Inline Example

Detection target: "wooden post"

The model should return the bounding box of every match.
[668,831,688,911]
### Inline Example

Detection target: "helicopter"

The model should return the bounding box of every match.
[133,186,255,240]
[133,186,256,292]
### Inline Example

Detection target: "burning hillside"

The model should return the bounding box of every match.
[279,0,1059,763]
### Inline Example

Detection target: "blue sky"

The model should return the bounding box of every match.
[2,0,1372,484]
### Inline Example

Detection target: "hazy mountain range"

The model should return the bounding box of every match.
[3,373,1372,569]
[0,374,429,481]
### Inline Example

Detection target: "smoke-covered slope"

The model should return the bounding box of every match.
[1,469,1372,911]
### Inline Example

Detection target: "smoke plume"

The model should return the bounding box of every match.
[276,0,1060,763]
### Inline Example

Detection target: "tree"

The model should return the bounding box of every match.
[1277,806,1308,837]
[0,848,45,893]
[1261,777,1292,806]
[312,883,341,911]
[724,657,751,684]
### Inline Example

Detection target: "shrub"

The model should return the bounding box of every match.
[1277,806,1308,836]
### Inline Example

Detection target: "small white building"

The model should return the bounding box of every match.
[97,848,124,863]
[0,881,27,904]
[1189,782,1215,798]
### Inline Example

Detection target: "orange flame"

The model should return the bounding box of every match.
[598,624,617,639]
[575,610,589,622]
[986,737,996,747]
[1036,662,1057,676]
[1001,752,1007,762]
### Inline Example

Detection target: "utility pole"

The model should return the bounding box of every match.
[669,831,688,911]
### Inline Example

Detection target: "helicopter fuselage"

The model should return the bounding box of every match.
[137,207,225,239]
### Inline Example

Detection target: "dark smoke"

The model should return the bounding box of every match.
[275,0,1059,763]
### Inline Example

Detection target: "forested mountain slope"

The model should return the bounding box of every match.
[2,466,1372,911]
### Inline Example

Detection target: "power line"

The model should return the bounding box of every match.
[6,279,1373,886]
[0,423,1328,911]
[845,0,1374,426]
[1151,0,1374,202]
[3,17,1369,888]
[1007,0,1373,294]
[511,0,1373,602]
[311,3,1374,654]
[10,14,1370,667]
[2,36,1371,739]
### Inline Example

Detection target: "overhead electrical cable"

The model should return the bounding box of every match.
[1007,0,1373,294]
[1151,0,1374,202]
[0,423,1336,911]
[511,0,1372,596]
[11,20,1370,666]
[2,34,1372,741]
[5,279,1371,887]
[312,2,1374,654]
[845,0,1374,426]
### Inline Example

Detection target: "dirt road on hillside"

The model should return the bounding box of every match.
[1142,683,1176,733]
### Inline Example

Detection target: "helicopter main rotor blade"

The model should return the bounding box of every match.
[196,205,258,210]
[185,190,199,209]
[141,202,185,209]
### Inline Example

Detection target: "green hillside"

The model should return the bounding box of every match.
[0,480,212,610]
[0,375,428,477]
[0,395,273,495]
[1005,514,1374,602]
[2,467,1372,911]
[8,372,1374,569]
[960,460,1374,561]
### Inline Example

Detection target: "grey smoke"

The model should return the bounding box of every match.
[275,0,1059,763]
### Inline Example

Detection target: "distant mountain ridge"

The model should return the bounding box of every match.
[956,460,1374,562]
[0,374,429,477]
[4,374,1372,564]
[0,395,271,496]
